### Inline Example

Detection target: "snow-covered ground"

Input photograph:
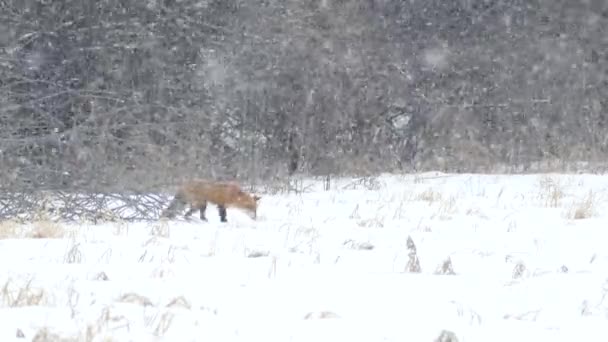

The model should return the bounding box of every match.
[1,172,607,341]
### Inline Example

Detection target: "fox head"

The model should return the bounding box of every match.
[235,192,262,219]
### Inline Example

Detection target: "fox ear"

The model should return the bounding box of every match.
[253,195,261,202]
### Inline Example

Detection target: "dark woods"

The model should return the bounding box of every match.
[1,0,607,194]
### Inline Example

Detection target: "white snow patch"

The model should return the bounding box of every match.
[0,172,607,340]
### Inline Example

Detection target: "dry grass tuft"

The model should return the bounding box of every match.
[342,177,382,191]
[262,178,314,194]
[246,249,270,258]
[144,309,175,337]
[166,296,191,309]
[152,311,175,337]
[349,203,361,219]
[465,207,487,219]
[149,220,171,238]
[354,201,388,228]
[435,257,456,275]
[433,195,457,220]
[29,220,66,239]
[92,209,122,224]
[0,278,47,307]
[451,300,483,325]
[64,238,83,263]
[567,190,596,220]
[0,219,66,239]
[85,306,130,341]
[416,188,442,203]
[151,266,176,279]
[537,176,565,207]
[506,220,517,232]
[111,220,130,236]
[413,174,425,184]
[32,328,80,342]
[268,256,278,279]
[287,224,320,256]
[0,219,20,239]
[404,236,421,273]
[356,217,384,228]
[118,293,154,307]
[343,239,374,250]
[392,198,407,219]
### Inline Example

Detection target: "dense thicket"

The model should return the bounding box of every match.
[1,0,607,192]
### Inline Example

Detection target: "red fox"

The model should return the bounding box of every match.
[161,179,261,222]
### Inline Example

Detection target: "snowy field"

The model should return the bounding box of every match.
[1,172,608,341]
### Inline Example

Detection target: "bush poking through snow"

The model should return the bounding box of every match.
[404,236,421,273]
[406,235,417,254]
[94,272,110,281]
[435,257,456,275]
[512,261,527,279]
[435,329,459,342]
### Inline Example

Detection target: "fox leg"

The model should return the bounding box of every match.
[184,206,197,219]
[218,205,227,222]
[199,200,208,221]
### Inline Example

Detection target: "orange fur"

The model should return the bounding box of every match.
[161,179,261,222]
